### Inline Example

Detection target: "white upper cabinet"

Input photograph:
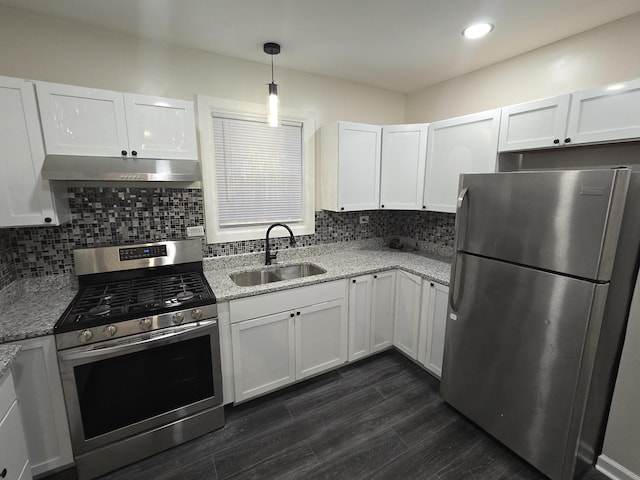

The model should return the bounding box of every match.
[36,81,198,160]
[566,79,640,145]
[0,76,70,227]
[123,94,197,160]
[380,124,428,210]
[320,121,381,211]
[424,109,500,213]
[498,95,571,151]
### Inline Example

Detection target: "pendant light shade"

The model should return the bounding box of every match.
[264,42,281,127]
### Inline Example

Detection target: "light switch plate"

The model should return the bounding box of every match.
[359,215,369,224]
[187,225,205,237]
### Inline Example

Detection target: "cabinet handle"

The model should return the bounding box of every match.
[373,275,377,279]
[352,279,356,283]
[121,150,128,156]
[1,468,7,478]
[340,207,345,211]
[564,138,571,144]
[296,311,301,316]
[430,282,434,287]
[422,205,426,209]
[132,150,138,156]
[44,217,52,223]
[290,313,294,317]
[381,204,385,208]
[553,138,560,144]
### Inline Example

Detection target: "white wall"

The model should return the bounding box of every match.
[405,13,640,123]
[0,7,404,129]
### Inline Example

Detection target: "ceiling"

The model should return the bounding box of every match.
[2,0,640,93]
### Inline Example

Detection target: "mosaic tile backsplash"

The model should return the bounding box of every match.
[1,186,455,281]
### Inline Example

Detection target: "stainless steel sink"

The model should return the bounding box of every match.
[229,263,326,286]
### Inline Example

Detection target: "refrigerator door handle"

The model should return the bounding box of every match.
[449,187,469,312]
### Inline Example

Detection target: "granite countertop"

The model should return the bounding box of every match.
[0,242,451,344]
[0,344,22,379]
[206,247,451,302]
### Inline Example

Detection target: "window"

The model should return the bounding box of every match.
[197,96,315,244]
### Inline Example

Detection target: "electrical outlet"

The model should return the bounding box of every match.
[359,215,369,224]
[186,225,205,237]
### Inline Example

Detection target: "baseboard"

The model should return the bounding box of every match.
[596,455,640,480]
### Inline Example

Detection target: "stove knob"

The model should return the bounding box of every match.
[103,325,117,337]
[78,330,93,343]
[139,317,152,331]
[191,308,202,320]
[172,312,184,325]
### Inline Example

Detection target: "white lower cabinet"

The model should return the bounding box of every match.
[393,270,423,359]
[0,372,32,480]
[230,280,348,402]
[348,270,396,361]
[417,281,450,378]
[8,336,73,477]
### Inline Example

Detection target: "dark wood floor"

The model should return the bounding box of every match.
[56,351,610,480]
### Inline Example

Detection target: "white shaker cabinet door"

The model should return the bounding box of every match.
[348,275,373,362]
[393,270,422,359]
[8,336,73,477]
[337,122,381,211]
[566,78,640,145]
[380,124,428,210]
[296,299,348,380]
[0,373,32,480]
[124,94,198,160]
[36,81,129,157]
[498,95,570,152]
[417,281,449,378]
[370,270,396,353]
[424,109,500,213]
[231,311,295,403]
[0,76,69,227]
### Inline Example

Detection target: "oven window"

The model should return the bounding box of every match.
[74,335,215,439]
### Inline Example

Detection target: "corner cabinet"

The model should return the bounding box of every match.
[0,76,70,227]
[393,270,422,359]
[424,109,500,213]
[0,371,32,480]
[380,124,428,210]
[35,81,198,160]
[417,281,449,378]
[8,336,73,477]
[230,280,348,402]
[320,122,381,211]
[348,270,396,361]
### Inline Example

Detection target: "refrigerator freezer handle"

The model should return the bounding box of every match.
[449,187,469,312]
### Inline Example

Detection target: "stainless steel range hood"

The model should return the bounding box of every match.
[42,155,201,182]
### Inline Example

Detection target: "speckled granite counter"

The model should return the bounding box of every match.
[0,344,22,378]
[205,248,451,302]
[0,276,78,344]
[0,243,451,343]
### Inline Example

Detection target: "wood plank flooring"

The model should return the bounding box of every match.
[54,351,610,480]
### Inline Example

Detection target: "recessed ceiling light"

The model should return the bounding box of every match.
[462,23,494,39]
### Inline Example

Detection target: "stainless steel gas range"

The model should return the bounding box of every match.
[54,240,224,480]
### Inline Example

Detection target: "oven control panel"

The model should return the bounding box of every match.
[119,245,168,261]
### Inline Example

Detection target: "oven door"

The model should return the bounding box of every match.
[58,320,223,454]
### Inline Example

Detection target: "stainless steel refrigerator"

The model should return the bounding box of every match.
[441,168,640,480]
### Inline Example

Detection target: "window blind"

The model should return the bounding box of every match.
[212,115,303,227]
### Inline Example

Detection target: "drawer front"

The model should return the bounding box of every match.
[230,280,347,323]
[0,401,30,480]
[0,373,16,421]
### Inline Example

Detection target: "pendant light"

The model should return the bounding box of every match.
[263,42,280,127]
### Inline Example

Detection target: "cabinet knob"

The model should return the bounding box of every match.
[381,205,385,208]
[422,205,426,209]
[290,313,294,317]
[1,468,7,478]
[564,138,571,144]
[121,150,128,156]
[131,150,138,156]
[340,207,344,211]
[296,311,301,316]
[373,275,377,279]
[553,138,560,144]
[352,279,356,283]
[44,217,52,223]
[430,282,434,287]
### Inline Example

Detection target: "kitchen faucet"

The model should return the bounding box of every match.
[265,223,296,265]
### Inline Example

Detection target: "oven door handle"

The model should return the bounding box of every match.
[59,320,217,362]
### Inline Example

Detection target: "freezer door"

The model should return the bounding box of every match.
[442,253,608,480]
[455,168,630,281]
